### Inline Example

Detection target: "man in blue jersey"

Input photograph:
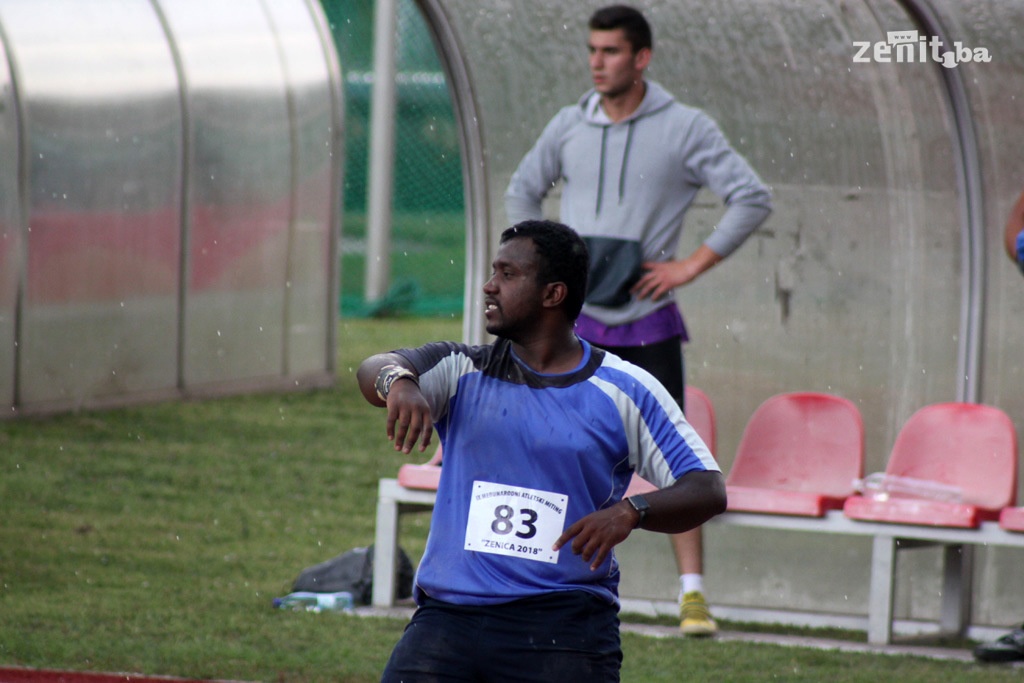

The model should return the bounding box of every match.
[358,220,726,681]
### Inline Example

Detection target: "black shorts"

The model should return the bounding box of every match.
[381,591,622,682]
[595,336,685,410]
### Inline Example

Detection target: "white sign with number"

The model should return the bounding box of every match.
[463,480,568,564]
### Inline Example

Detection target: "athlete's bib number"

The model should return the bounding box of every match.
[464,481,568,564]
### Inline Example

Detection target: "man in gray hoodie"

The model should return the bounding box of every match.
[506,3,772,636]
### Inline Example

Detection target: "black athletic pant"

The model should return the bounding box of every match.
[381,591,622,682]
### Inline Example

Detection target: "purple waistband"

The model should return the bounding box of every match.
[575,304,688,347]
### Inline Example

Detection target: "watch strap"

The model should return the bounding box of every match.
[626,494,650,528]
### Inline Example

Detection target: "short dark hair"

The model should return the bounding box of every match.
[588,4,652,53]
[500,220,589,320]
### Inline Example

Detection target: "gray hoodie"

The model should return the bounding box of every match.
[506,81,772,327]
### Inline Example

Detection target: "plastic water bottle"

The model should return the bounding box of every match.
[273,591,355,613]
[853,472,963,503]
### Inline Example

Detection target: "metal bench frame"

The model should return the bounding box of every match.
[372,481,1024,645]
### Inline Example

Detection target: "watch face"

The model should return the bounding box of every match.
[629,495,650,512]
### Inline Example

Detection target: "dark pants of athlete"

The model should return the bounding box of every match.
[595,335,685,411]
[380,591,622,682]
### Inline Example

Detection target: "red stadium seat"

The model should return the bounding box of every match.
[1000,506,1024,532]
[614,386,715,498]
[844,403,1018,528]
[725,392,864,516]
[396,444,443,491]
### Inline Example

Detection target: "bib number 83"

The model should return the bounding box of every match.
[491,504,538,539]
[465,481,566,564]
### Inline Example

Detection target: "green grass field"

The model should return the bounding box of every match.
[340,212,465,317]
[1,317,1020,682]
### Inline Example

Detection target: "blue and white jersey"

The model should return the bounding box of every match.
[395,338,717,607]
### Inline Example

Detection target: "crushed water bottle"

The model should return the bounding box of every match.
[273,591,355,613]
[853,472,963,503]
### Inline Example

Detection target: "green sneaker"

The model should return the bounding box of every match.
[680,590,717,636]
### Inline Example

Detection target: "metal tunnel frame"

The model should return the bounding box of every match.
[421,0,995,382]
[416,0,489,346]
[409,0,1024,634]
[0,0,344,415]
[901,0,986,404]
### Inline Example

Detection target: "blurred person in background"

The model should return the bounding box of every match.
[973,188,1024,664]
[506,3,771,636]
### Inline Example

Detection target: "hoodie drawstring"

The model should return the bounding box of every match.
[619,120,635,205]
[595,120,636,216]
[596,127,608,215]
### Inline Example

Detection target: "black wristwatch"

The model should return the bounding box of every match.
[626,494,651,528]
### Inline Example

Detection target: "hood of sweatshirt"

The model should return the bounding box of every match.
[578,79,675,125]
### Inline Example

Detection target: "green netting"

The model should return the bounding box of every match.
[321,0,465,317]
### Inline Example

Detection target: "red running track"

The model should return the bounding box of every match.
[0,669,243,683]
